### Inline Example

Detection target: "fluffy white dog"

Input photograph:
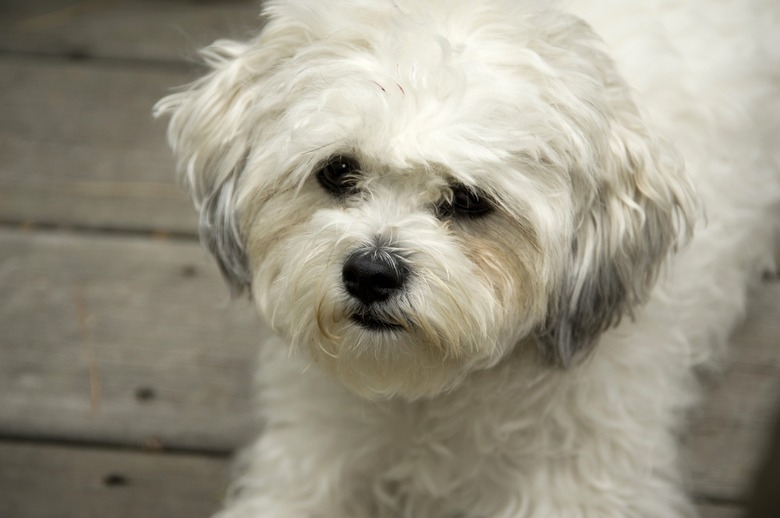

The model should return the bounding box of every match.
[156,0,780,516]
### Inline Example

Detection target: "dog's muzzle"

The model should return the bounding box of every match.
[342,247,408,306]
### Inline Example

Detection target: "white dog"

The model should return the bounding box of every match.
[156,0,780,516]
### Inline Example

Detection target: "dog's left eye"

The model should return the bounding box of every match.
[316,155,360,196]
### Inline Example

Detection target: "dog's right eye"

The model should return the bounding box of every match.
[316,155,360,196]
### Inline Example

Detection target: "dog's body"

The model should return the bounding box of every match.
[157,0,780,516]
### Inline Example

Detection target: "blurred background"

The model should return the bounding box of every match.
[0,1,778,517]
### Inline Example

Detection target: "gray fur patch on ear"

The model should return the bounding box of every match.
[539,193,691,367]
[539,258,631,367]
[198,172,251,296]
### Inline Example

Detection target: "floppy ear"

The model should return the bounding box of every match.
[539,92,696,366]
[154,8,309,294]
[154,39,260,294]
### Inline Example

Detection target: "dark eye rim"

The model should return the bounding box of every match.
[316,154,361,196]
[438,184,493,218]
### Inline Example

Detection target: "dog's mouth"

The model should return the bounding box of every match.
[350,310,404,332]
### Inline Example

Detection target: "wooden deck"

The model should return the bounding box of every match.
[0,2,778,517]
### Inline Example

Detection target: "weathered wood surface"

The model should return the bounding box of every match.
[0,0,262,231]
[0,0,261,63]
[745,400,780,518]
[698,504,748,518]
[0,441,228,518]
[0,0,264,235]
[0,441,744,518]
[687,278,780,501]
[0,57,197,233]
[695,504,745,518]
[0,228,264,451]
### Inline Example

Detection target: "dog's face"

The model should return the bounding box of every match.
[157,1,694,399]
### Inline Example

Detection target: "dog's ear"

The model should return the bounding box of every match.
[154,39,260,294]
[154,19,303,294]
[539,86,696,366]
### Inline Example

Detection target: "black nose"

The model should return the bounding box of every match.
[342,249,408,305]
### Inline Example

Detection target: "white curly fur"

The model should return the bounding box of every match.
[156,0,780,516]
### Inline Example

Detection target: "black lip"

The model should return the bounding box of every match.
[350,312,403,332]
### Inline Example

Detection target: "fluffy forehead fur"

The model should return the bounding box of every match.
[156,0,694,398]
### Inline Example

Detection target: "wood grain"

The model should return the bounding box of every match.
[0,57,196,233]
[745,395,780,517]
[0,441,228,518]
[686,280,780,501]
[0,0,261,63]
[0,441,746,518]
[696,504,745,518]
[0,228,264,451]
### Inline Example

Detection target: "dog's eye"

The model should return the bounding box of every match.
[316,155,360,196]
[439,185,493,218]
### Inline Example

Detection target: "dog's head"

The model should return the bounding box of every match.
[156,0,695,399]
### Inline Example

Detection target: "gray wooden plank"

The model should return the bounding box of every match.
[696,504,745,518]
[0,441,743,518]
[0,57,197,233]
[745,400,780,518]
[0,0,261,62]
[686,279,780,501]
[0,442,227,518]
[0,227,262,451]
